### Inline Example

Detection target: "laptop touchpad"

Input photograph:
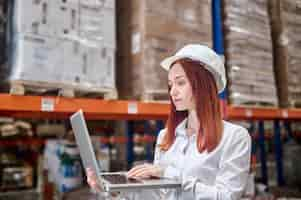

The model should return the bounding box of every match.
[101,174,142,184]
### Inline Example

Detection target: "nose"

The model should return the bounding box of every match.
[170,85,178,98]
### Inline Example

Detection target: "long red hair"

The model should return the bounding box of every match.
[160,58,223,153]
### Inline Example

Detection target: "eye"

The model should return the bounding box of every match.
[177,80,186,86]
[168,83,172,91]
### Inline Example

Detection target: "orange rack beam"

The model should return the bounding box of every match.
[0,93,301,120]
[225,106,301,120]
[0,94,170,120]
[0,138,45,146]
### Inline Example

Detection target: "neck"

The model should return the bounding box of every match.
[186,109,199,136]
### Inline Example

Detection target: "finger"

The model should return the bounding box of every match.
[135,173,152,179]
[88,180,96,188]
[127,164,149,177]
[131,163,151,171]
[86,170,98,179]
[127,164,149,174]
[86,169,95,177]
[137,166,161,178]
[87,175,96,185]
[138,168,155,177]
[91,182,99,190]
[87,178,99,187]
[86,167,93,173]
[95,183,102,192]
[91,180,102,192]
[132,166,154,177]
[87,174,93,184]
[88,179,97,185]
[127,166,150,177]
[129,167,154,178]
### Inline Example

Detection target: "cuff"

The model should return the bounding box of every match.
[163,165,181,179]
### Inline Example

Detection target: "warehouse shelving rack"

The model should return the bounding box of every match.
[1,93,301,187]
[0,1,298,198]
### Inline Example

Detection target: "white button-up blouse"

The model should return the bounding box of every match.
[153,119,251,200]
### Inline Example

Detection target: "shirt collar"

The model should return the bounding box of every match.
[175,118,198,139]
[175,118,188,137]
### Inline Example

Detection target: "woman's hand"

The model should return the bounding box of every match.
[127,163,164,179]
[86,168,102,192]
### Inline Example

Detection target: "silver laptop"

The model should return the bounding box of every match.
[70,110,181,192]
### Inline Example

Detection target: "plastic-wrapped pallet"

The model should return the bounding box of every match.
[0,0,6,62]
[6,0,116,98]
[117,0,212,101]
[223,0,278,107]
[269,0,301,107]
[0,0,8,92]
[44,140,83,193]
[283,138,301,187]
[10,0,115,47]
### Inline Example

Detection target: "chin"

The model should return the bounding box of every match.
[175,106,187,111]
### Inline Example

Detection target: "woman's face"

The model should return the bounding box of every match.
[168,63,195,111]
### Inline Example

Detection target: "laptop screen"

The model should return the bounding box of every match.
[70,110,102,183]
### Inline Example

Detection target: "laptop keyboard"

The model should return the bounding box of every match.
[101,174,142,184]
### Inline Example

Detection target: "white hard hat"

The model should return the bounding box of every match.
[160,44,226,93]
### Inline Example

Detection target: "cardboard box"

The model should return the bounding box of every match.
[10,33,66,83]
[223,0,278,107]
[79,0,116,48]
[81,0,115,9]
[52,0,80,39]
[101,8,116,48]
[117,0,212,100]
[12,0,57,37]
[12,0,116,49]
[62,40,115,89]
[60,40,83,85]
[76,43,115,89]
[269,0,301,107]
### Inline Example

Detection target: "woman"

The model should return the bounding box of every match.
[87,44,251,199]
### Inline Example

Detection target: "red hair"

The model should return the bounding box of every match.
[160,58,223,153]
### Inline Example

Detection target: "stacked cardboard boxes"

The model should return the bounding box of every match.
[223,0,278,107]
[8,0,116,94]
[270,0,301,107]
[117,0,212,100]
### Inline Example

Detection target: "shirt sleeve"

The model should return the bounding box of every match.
[153,128,182,179]
[153,128,166,165]
[183,127,252,200]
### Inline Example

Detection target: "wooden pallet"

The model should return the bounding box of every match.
[9,81,118,100]
[229,98,278,108]
[140,90,170,103]
[289,100,301,108]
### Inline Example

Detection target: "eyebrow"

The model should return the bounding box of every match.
[168,75,185,83]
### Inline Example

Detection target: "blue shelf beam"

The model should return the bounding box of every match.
[274,120,285,186]
[258,121,268,185]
